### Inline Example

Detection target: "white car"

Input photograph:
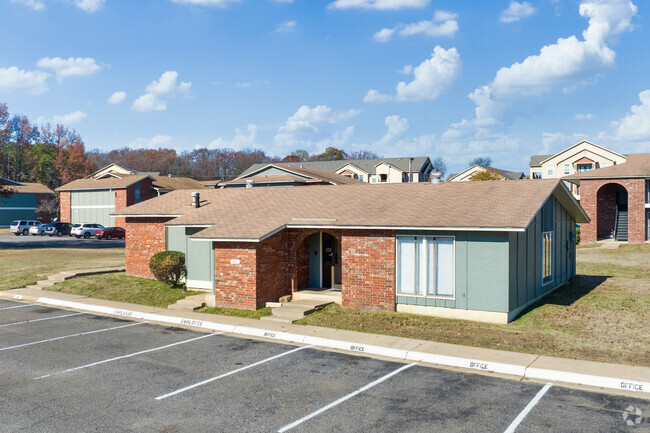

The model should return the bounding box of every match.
[29,223,52,236]
[71,223,105,239]
[9,220,41,236]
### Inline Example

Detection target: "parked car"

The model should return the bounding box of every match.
[29,223,53,236]
[71,223,105,239]
[94,226,125,240]
[9,220,41,236]
[44,222,73,237]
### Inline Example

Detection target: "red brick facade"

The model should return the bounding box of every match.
[124,217,168,278]
[579,178,646,243]
[210,228,397,311]
[59,191,71,223]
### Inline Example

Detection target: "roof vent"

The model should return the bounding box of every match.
[245,178,255,189]
[430,172,442,185]
[300,164,304,168]
[168,174,172,177]
[192,192,200,208]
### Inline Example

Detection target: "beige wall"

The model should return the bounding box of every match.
[530,141,627,199]
[375,163,405,183]
[449,166,501,182]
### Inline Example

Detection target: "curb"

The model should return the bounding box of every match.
[31,296,649,396]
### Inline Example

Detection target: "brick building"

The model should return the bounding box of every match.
[114,180,588,324]
[564,153,650,243]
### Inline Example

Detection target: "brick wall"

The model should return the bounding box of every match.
[59,191,70,223]
[214,243,258,309]
[210,228,398,312]
[114,186,130,228]
[579,178,646,243]
[124,217,168,278]
[341,230,396,311]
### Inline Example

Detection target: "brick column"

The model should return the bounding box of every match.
[341,230,396,311]
[59,191,71,223]
[124,217,168,278]
[214,242,258,309]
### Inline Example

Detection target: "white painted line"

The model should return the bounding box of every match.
[277,362,417,432]
[35,332,221,380]
[32,297,650,396]
[503,383,553,433]
[156,344,314,401]
[0,312,84,328]
[0,304,37,311]
[0,322,146,352]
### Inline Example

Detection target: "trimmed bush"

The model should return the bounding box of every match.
[576,226,581,244]
[149,251,186,285]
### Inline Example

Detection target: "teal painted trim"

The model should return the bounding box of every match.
[308,233,321,288]
[166,226,186,252]
[0,193,37,208]
[186,227,212,283]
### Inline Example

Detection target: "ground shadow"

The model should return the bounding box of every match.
[515,274,610,318]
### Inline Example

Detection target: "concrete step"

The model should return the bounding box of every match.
[167,294,207,311]
[292,291,342,304]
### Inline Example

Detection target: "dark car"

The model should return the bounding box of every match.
[44,222,73,237]
[94,226,125,240]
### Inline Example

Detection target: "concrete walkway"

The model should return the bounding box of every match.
[1,285,648,399]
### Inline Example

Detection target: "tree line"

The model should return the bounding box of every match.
[0,103,449,192]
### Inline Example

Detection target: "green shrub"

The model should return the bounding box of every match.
[576,226,581,245]
[149,251,186,285]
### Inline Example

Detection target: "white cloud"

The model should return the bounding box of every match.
[274,105,361,152]
[11,0,45,11]
[539,132,589,154]
[132,71,191,112]
[36,57,101,82]
[107,91,127,104]
[132,93,166,112]
[0,67,50,94]
[272,0,293,2]
[171,0,240,6]
[374,115,409,149]
[612,89,650,141]
[397,64,413,75]
[129,135,173,149]
[365,46,461,103]
[499,1,536,23]
[275,20,297,33]
[75,0,105,12]
[374,10,458,42]
[52,110,87,126]
[363,89,392,103]
[449,0,638,138]
[235,80,270,88]
[206,124,258,150]
[575,113,596,120]
[329,0,429,10]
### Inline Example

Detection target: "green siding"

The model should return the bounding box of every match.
[70,190,115,226]
[0,193,39,226]
[508,195,576,315]
[395,230,508,313]
[166,226,214,288]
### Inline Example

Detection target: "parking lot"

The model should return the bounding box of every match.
[0,233,124,249]
[1,299,648,432]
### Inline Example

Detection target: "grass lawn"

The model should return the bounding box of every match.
[0,248,125,291]
[297,244,650,366]
[46,272,201,308]
[196,305,272,320]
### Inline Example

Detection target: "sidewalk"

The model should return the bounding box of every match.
[2,286,649,399]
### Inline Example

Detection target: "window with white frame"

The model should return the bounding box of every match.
[542,232,553,285]
[564,164,570,174]
[547,166,554,176]
[359,174,364,181]
[397,236,454,297]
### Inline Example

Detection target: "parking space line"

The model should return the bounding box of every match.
[277,362,417,432]
[0,322,146,352]
[0,304,37,311]
[0,312,85,328]
[156,344,315,401]
[34,332,222,380]
[503,383,553,433]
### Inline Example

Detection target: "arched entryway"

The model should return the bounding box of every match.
[597,183,628,241]
[292,231,342,291]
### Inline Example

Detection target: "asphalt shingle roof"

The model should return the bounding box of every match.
[564,153,650,180]
[223,166,365,186]
[114,179,588,241]
[56,175,152,191]
[239,157,431,177]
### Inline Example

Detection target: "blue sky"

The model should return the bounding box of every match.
[1,0,649,174]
